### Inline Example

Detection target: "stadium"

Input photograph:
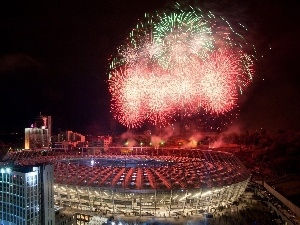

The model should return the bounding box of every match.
[52,148,251,217]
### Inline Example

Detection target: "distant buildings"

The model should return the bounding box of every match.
[51,130,86,152]
[51,132,112,153]
[57,130,85,143]
[24,113,52,149]
[0,163,55,225]
[24,113,112,153]
[89,135,112,151]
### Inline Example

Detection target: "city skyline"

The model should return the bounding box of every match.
[0,0,299,134]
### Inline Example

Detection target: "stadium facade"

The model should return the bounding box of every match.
[53,149,250,216]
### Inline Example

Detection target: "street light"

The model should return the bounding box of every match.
[140,142,143,151]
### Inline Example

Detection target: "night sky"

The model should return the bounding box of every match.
[0,0,299,135]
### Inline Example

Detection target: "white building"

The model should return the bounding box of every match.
[0,163,55,225]
[24,113,52,149]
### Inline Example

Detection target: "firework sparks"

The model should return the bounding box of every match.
[108,3,255,129]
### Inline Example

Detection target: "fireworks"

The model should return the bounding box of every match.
[108,3,255,129]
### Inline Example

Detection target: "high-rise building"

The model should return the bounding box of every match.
[0,163,55,225]
[24,113,52,149]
